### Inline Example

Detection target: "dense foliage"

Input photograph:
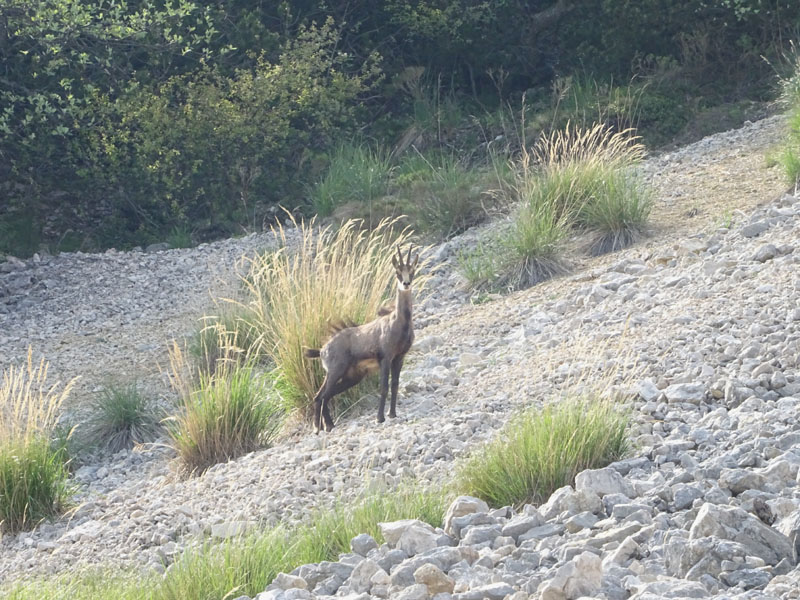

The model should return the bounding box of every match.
[1,0,799,254]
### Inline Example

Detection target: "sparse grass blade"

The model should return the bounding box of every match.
[85,382,161,453]
[4,570,153,600]
[189,309,260,375]
[457,398,629,508]
[778,107,800,186]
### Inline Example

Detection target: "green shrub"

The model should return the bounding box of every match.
[85,383,161,453]
[167,336,286,474]
[457,398,629,508]
[309,143,393,217]
[78,18,382,247]
[0,349,75,532]
[239,216,430,416]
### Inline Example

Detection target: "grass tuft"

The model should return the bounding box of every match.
[238,215,431,417]
[460,122,652,290]
[189,310,260,375]
[166,332,287,474]
[578,171,654,255]
[85,382,161,453]
[0,349,75,532]
[457,397,629,508]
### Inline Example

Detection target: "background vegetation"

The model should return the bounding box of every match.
[2,0,798,256]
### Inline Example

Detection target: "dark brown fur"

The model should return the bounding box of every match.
[303,246,419,431]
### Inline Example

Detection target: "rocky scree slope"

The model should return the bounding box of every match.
[1,115,800,600]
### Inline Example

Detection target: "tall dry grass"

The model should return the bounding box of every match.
[0,349,76,532]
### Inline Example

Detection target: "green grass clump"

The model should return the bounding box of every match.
[774,47,800,187]
[239,216,430,416]
[0,349,75,532]
[85,383,161,453]
[167,334,287,474]
[309,142,393,217]
[578,170,653,256]
[777,100,800,185]
[457,398,629,508]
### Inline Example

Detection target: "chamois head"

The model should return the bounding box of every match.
[392,245,419,291]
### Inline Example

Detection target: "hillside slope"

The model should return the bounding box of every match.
[2,114,799,600]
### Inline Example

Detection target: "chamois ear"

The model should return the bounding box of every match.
[391,254,398,270]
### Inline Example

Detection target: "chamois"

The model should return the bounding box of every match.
[304,246,419,432]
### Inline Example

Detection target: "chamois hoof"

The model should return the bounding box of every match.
[388,411,397,419]
[377,415,385,424]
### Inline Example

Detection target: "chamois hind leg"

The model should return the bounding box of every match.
[389,355,404,419]
[376,358,391,423]
[319,372,362,431]
[312,363,348,432]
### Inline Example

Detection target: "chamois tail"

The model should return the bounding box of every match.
[303,348,321,359]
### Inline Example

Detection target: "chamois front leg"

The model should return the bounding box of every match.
[377,358,391,423]
[389,355,404,419]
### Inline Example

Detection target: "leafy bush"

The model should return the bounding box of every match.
[457,398,629,508]
[89,19,381,244]
[239,216,429,417]
[85,383,161,453]
[0,349,75,532]
[167,335,286,474]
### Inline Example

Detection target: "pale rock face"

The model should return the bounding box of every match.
[443,496,491,537]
